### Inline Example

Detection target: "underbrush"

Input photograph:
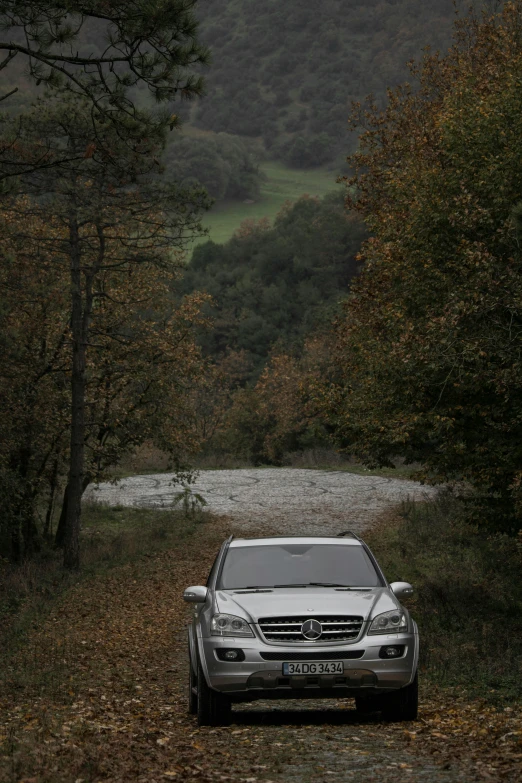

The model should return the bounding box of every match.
[194,447,419,477]
[0,503,209,658]
[366,493,522,703]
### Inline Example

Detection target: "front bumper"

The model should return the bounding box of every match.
[198,632,418,697]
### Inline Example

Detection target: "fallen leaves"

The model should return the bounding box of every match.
[0,517,521,783]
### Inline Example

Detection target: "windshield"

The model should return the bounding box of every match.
[218,543,383,590]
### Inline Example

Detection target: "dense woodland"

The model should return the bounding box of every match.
[163,132,264,201]
[192,0,458,166]
[184,192,366,374]
[2,0,522,570]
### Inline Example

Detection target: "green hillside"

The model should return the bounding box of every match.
[192,0,458,166]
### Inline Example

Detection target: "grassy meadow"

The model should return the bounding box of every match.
[196,161,342,247]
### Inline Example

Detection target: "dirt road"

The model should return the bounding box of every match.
[1,471,520,783]
[85,468,437,534]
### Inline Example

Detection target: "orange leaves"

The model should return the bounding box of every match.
[233,216,271,240]
[2,519,522,782]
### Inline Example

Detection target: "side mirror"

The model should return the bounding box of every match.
[183,585,209,603]
[390,581,414,599]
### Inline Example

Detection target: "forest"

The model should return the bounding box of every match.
[183,0,522,539]
[192,0,458,166]
[2,0,522,563]
[1,4,522,781]
[183,192,366,374]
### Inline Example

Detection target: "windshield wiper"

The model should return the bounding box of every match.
[234,582,355,589]
[271,582,352,588]
[272,583,309,588]
[308,582,352,587]
[237,585,273,590]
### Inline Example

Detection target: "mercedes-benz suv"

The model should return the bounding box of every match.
[184,532,418,726]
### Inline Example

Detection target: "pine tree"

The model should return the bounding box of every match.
[0,1,209,180]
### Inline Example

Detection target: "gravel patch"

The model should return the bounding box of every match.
[84,468,437,535]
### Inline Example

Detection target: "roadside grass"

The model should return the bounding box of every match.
[366,493,522,703]
[283,449,418,479]
[195,161,341,247]
[0,502,210,694]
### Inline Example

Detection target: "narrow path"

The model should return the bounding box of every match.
[85,468,437,535]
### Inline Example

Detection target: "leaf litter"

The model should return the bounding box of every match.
[0,517,520,783]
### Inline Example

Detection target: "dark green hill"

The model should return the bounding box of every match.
[193,0,457,166]
[182,191,366,375]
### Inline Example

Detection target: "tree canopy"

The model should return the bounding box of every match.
[164,132,263,201]
[0,1,209,180]
[325,1,522,533]
[183,191,366,376]
[192,0,458,166]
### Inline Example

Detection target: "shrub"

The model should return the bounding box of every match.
[366,494,522,702]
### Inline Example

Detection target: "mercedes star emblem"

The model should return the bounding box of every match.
[301,618,322,640]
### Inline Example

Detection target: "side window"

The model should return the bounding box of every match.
[206,553,221,587]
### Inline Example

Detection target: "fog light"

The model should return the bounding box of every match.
[379,645,405,659]
[215,648,245,662]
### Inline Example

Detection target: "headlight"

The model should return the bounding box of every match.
[368,609,407,635]
[211,613,254,637]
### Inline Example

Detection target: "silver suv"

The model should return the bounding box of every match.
[184,532,418,726]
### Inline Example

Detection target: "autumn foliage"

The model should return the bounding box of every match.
[196,338,333,466]
[0,198,208,561]
[322,1,522,533]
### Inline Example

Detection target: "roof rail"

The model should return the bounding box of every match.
[337,530,361,540]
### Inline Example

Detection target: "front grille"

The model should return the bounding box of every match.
[258,615,364,644]
[260,650,364,661]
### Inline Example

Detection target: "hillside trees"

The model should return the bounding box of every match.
[193,0,456,165]
[327,1,522,533]
[164,132,264,201]
[196,339,333,465]
[184,192,366,375]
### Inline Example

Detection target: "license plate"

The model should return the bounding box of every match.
[282,661,343,675]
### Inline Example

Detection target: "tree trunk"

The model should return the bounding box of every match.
[64,205,87,571]
[55,473,91,549]
[55,486,68,549]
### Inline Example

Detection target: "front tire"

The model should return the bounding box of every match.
[381,671,419,722]
[196,660,232,726]
[188,658,198,715]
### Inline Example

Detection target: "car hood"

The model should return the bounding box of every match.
[215,587,398,622]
